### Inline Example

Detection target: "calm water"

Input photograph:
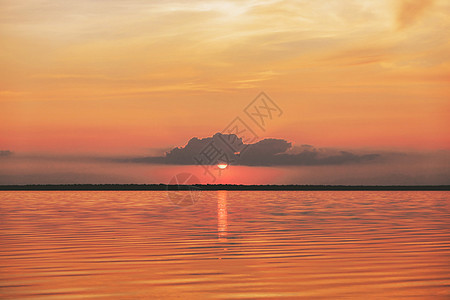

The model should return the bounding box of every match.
[0,191,449,299]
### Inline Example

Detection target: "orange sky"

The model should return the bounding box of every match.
[1,0,449,155]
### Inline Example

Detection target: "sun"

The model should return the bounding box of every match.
[217,163,228,170]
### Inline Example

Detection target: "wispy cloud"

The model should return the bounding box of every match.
[396,0,435,29]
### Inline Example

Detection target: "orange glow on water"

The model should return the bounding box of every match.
[1,191,449,298]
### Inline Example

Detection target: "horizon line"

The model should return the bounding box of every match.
[0,184,449,191]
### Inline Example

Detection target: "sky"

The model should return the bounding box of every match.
[0,0,449,185]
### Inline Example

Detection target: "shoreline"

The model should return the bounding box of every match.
[0,184,449,191]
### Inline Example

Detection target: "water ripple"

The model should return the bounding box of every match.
[0,191,449,299]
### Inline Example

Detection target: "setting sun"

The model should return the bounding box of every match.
[217,163,228,170]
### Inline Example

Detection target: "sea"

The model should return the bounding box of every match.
[0,191,449,299]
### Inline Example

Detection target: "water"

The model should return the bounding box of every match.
[0,191,449,299]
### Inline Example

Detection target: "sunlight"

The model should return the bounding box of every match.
[217,163,228,170]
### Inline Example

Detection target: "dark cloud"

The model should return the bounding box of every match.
[0,142,447,185]
[0,150,13,157]
[130,133,380,166]
[0,135,381,167]
[165,133,242,165]
[240,141,379,166]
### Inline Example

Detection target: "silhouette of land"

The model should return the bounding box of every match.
[0,184,448,191]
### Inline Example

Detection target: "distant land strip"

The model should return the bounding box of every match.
[0,184,449,191]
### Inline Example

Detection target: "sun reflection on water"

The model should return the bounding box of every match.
[217,190,227,242]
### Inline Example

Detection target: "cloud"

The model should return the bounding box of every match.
[239,139,292,166]
[0,144,447,185]
[240,142,380,166]
[396,0,434,29]
[128,133,381,166]
[0,136,380,167]
[164,133,244,165]
[0,150,13,157]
